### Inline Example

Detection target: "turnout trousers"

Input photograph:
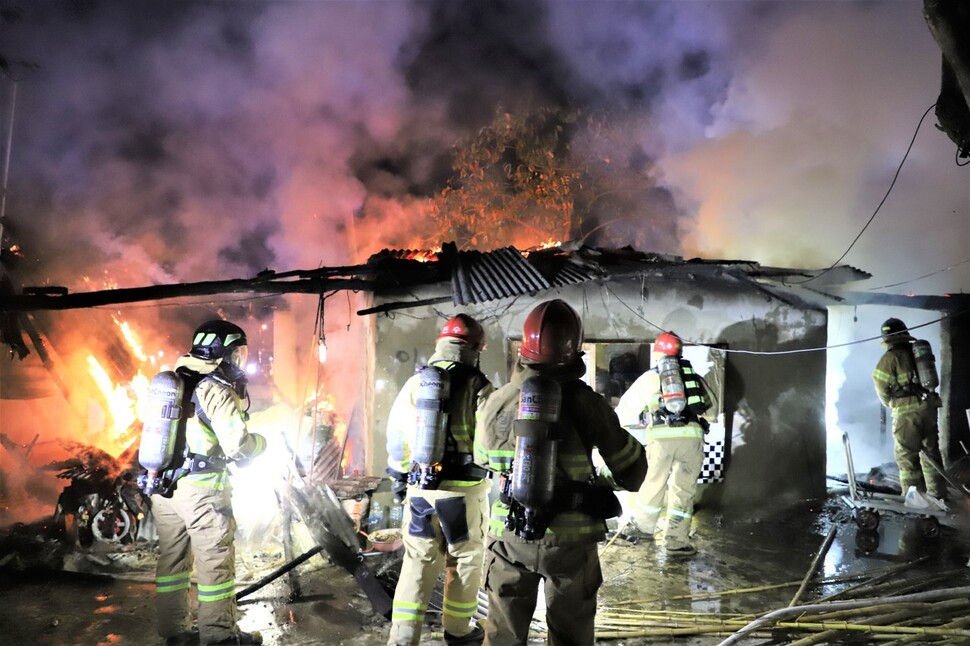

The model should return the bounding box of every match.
[152,482,238,644]
[630,436,703,549]
[482,538,602,646]
[893,406,946,499]
[388,480,489,646]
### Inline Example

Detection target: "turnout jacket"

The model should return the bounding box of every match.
[386,338,494,486]
[474,358,647,544]
[872,338,929,414]
[173,354,267,490]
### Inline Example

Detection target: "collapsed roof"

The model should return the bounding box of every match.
[360,242,872,315]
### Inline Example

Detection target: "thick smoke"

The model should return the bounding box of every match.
[2,2,964,290]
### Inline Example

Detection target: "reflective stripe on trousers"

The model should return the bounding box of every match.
[152,483,238,643]
[387,480,489,646]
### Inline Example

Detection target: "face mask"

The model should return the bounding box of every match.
[227,345,249,370]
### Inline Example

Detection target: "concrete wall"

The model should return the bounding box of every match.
[364,273,829,509]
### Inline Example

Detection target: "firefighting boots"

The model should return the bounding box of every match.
[665,544,697,557]
[444,623,485,645]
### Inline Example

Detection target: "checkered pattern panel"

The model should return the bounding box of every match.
[698,440,726,483]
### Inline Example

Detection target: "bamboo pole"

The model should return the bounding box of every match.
[787,598,969,646]
[717,586,970,646]
[608,566,893,608]
[813,557,930,603]
[774,620,970,638]
[789,525,837,607]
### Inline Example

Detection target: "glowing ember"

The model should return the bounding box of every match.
[409,247,441,262]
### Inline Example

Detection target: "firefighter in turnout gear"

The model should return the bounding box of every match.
[614,331,714,556]
[385,314,494,646]
[871,318,947,501]
[474,299,647,646]
[150,320,267,646]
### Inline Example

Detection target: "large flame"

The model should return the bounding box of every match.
[86,355,147,454]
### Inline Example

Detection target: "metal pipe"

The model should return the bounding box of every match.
[235,545,324,601]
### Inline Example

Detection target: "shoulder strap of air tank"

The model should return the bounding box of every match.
[557,380,597,472]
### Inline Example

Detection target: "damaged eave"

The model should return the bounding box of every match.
[835,290,970,312]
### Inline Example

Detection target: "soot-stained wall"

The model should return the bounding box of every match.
[364,273,828,508]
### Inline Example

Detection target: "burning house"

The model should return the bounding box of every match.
[358,243,970,512]
[3,241,969,538]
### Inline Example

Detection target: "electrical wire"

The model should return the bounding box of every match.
[956,147,969,167]
[789,103,937,286]
[864,258,970,291]
[605,282,968,356]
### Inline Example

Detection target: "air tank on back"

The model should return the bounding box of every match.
[137,370,184,495]
[656,355,687,413]
[511,375,561,528]
[912,339,939,391]
[412,365,450,468]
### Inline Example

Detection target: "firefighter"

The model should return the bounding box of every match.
[385,314,494,646]
[614,331,714,556]
[474,299,647,646]
[151,320,267,646]
[872,318,947,501]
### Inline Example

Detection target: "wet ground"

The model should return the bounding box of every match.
[2,489,969,646]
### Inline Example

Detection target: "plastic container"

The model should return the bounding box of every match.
[367,499,385,531]
[389,502,404,528]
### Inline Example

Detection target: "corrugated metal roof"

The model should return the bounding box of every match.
[451,247,552,305]
[369,243,876,309]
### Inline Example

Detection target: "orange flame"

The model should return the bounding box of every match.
[86,355,143,451]
[522,239,562,256]
[400,247,441,262]
[112,315,149,363]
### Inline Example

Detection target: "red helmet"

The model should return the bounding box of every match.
[437,314,485,351]
[520,299,583,364]
[654,332,682,356]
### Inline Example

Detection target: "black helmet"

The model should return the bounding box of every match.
[190,320,247,361]
[880,318,909,341]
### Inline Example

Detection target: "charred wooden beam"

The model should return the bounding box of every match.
[0,276,378,312]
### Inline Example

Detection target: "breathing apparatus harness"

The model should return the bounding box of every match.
[403,362,490,491]
[650,357,710,430]
[887,339,941,407]
[137,367,235,498]
[500,375,621,541]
